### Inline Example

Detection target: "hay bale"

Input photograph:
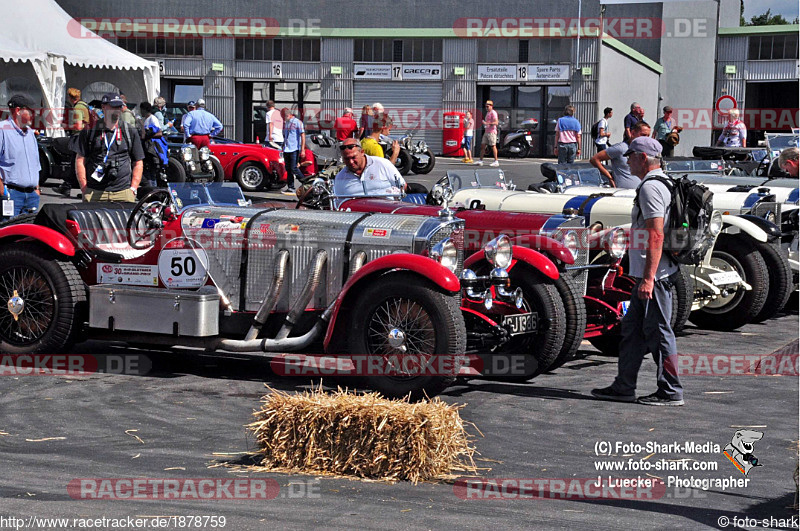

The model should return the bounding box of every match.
[247,386,477,483]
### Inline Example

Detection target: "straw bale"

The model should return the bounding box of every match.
[246,386,478,483]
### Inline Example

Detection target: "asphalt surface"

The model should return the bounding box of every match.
[1,315,797,530]
[13,158,799,530]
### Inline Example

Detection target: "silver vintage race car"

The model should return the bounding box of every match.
[0,182,539,399]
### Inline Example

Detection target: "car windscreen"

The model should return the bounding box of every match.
[169,182,249,209]
[766,134,799,157]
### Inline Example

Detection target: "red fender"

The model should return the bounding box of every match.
[464,245,559,280]
[323,253,460,349]
[511,234,575,265]
[0,225,76,257]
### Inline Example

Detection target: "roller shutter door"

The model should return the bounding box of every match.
[353,82,443,153]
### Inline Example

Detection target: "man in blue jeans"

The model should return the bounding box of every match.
[281,109,306,195]
[591,137,684,406]
[0,95,41,220]
[554,105,582,163]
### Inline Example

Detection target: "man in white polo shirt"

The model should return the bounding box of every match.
[333,138,406,206]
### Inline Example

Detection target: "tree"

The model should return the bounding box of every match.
[747,8,791,26]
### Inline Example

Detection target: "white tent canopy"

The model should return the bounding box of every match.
[0,0,159,135]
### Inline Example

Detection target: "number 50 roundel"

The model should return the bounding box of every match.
[157,238,210,288]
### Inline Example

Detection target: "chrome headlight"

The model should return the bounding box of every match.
[709,210,723,236]
[430,238,458,272]
[484,235,512,269]
[561,230,579,260]
[603,228,627,259]
[181,146,193,161]
[199,146,211,160]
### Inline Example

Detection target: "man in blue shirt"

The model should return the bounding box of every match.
[554,105,582,164]
[182,99,223,150]
[0,95,41,219]
[281,109,306,195]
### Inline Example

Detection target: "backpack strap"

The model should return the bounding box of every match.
[633,175,673,220]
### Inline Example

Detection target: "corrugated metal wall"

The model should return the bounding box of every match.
[746,60,798,81]
[353,82,443,150]
[443,39,477,114]
[202,39,235,134]
[715,35,747,107]
[321,39,354,129]
[571,37,599,155]
[161,59,204,78]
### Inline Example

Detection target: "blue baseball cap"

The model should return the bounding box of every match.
[187,100,197,108]
[101,93,124,107]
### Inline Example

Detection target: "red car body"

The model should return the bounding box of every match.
[167,135,287,191]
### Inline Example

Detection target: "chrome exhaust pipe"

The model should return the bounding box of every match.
[350,251,367,276]
[244,250,289,341]
[217,300,338,353]
[275,249,327,340]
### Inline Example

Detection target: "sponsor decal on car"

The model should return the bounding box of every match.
[363,228,392,238]
[96,264,158,286]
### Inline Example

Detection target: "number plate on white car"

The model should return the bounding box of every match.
[502,313,536,335]
[709,271,742,286]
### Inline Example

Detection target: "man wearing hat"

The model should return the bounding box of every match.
[180,100,197,141]
[0,95,41,219]
[593,137,684,407]
[182,98,222,149]
[476,100,499,167]
[74,93,144,203]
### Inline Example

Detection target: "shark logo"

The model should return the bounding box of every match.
[723,429,763,475]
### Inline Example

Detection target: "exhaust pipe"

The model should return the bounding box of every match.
[350,251,367,276]
[217,276,337,354]
[275,249,327,340]
[244,250,289,341]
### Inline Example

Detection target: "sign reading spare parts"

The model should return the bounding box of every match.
[354,64,442,80]
[478,64,570,82]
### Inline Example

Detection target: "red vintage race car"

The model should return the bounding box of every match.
[0,183,568,398]
[167,135,287,192]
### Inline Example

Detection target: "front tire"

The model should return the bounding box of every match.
[751,241,793,323]
[347,273,465,400]
[164,157,186,185]
[0,243,86,354]
[548,273,587,370]
[236,162,266,192]
[689,234,768,330]
[391,149,413,176]
[210,157,224,182]
[411,149,436,174]
[499,264,567,377]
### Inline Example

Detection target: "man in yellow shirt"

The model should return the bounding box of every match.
[360,113,400,164]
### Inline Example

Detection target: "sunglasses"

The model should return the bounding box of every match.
[340,143,360,151]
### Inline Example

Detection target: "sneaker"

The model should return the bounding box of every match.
[637,393,684,406]
[461,158,469,162]
[281,188,297,196]
[591,386,635,403]
[490,160,500,167]
[474,160,484,166]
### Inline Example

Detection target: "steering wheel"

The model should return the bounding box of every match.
[754,153,771,177]
[295,179,332,210]
[126,189,174,249]
[426,174,461,205]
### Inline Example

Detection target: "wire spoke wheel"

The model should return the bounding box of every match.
[0,265,56,346]
[366,297,436,379]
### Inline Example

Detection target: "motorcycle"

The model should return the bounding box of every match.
[497,117,538,158]
[401,127,436,175]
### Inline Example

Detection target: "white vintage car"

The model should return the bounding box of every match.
[448,167,792,331]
